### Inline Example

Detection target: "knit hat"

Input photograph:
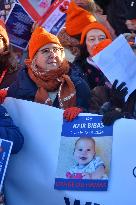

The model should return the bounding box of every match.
[91,38,112,56]
[28,27,62,60]
[80,21,112,44]
[65,0,96,36]
[0,19,9,48]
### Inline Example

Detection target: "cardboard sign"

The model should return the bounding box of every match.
[55,116,113,191]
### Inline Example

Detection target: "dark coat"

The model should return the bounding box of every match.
[0,105,24,154]
[72,58,108,90]
[7,66,92,111]
[0,69,19,89]
[107,0,136,35]
[125,89,136,118]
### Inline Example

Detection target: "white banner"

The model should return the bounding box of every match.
[3,98,136,205]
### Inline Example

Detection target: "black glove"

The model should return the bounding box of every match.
[110,80,128,108]
[102,110,124,125]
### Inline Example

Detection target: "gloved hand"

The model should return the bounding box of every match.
[0,89,7,104]
[110,80,128,108]
[63,107,83,121]
[102,109,124,125]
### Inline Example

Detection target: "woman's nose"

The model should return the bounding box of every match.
[94,38,100,45]
[49,50,56,58]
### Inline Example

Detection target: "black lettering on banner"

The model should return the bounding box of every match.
[64,197,101,205]
[133,167,136,177]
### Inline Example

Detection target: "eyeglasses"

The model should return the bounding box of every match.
[39,47,64,56]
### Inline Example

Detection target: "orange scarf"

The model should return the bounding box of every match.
[27,60,76,109]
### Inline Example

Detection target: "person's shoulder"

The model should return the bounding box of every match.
[93,155,104,166]
[17,66,36,87]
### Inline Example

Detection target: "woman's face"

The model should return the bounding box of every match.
[34,43,65,74]
[86,29,106,56]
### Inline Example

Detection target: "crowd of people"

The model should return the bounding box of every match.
[0,0,136,204]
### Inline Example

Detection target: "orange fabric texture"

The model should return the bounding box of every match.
[80,21,112,45]
[92,39,112,56]
[0,19,9,46]
[65,0,96,36]
[28,26,62,60]
[27,61,76,109]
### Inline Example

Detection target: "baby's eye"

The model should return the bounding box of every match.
[78,149,83,151]
[87,149,91,151]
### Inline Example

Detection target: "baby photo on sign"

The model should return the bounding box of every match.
[54,116,113,191]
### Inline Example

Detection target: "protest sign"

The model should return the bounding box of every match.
[5,3,34,49]
[92,35,136,97]
[18,0,52,21]
[55,116,113,191]
[0,139,13,192]
[3,97,136,205]
[40,0,71,34]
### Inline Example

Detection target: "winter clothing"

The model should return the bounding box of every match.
[57,27,81,57]
[0,66,20,89]
[106,0,135,35]
[91,38,112,56]
[80,21,112,44]
[0,90,7,104]
[0,20,20,94]
[63,107,83,121]
[0,105,24,154]
[8,26,91,111]
[27,61,77,109]
[7,66,91,111]
[65,0,96,36]
[72,58,108,90]
[28,27,62,60]
[125,89,136,118]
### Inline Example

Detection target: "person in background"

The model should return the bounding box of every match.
[67,21,128,124]
[73,21,112,90]
[0,104,24,205]
[95,0,136,35]
[58,0,115,60]
[0,20,21,103]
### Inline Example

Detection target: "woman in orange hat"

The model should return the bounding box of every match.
[57,0,115,59]
[72,21,112,90]
[71,21,129,123]
[7,27,92,121]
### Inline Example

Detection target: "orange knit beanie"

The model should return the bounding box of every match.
[65,0,96,36]
[0,19,9,47]
[80,21,112,45]
[28,27,62,60]
[91,39,112,56]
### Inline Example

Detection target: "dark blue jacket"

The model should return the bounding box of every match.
[7,66,91,111]
[0,105,24,154]
[72,58,108,90]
